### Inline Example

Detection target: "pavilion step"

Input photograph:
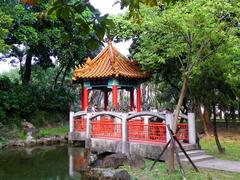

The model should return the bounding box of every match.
[180,154,214,163]
[177,150,206,159]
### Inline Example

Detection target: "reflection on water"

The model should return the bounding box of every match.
[0,145,88,180]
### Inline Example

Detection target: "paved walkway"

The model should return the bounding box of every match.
[195,159,240,173]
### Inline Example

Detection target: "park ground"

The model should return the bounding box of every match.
[121,125,240,179]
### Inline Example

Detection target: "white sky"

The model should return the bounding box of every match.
[0,0,130,73]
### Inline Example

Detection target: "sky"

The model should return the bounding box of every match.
[0,0,130,73]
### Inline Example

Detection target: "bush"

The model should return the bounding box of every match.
[0,76,75,127]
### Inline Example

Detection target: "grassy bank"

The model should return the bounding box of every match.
[121,159,240,180]
[0,125,69,144]
[200,127,240,161]
[38,126,68,137]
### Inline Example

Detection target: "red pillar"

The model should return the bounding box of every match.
[130,89,134,111]
[104,90,108,111]
[112,85,118,110]
[82,86,88,111]
[81,88,84,111]
[136,86,141,112]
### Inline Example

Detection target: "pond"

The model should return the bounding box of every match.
[0,145,87,180]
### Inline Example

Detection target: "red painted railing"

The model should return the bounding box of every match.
[74,118,86,132]
[176,123,188,141]
[128,122,167,143]
[74,116,189,143]
[128,119,144,132]
[91,118,122,139]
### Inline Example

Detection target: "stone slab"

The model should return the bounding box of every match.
[195,159,240,173]
[68,132,86,141]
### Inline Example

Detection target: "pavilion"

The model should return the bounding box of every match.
[72,41,151,112]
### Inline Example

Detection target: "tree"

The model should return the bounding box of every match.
[112,0,240,172]
[0,1,92,85]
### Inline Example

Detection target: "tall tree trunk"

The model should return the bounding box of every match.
[22,53,32,85]
[167,76,188,173]
[212,103,225,154]
[230,106,236,125]
[197,103,211,136]
[61,63,70,86]
[203,105,212,134]
[52,65,64,90]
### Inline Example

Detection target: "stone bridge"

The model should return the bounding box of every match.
[68,111,197,160]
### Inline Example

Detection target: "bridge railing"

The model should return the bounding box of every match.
[128,122,167,143]
[69,111,196,151]
[91,118,122,139]
[74,118,86,132]
[176,123,189,141]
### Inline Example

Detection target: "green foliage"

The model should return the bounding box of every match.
[0,11,12,53]
[0,75,74,126]
[112,0,240,110]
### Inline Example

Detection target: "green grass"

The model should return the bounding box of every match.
[200,138,240,161]
[38,125,68,137]
[121,159,240,180]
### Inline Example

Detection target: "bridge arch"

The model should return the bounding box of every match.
[90,111,122,121]
[126,112,166,121]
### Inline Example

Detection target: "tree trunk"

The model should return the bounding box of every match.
[167,76,188,173]
[203,105,212,134]
[22,53,32,85]
[52,65,64,90]
[224,109,229,130]
[212,103,225,154]
[230,106,236,125]
[197,103,211,136]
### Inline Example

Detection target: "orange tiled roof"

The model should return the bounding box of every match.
[72,42,151,81]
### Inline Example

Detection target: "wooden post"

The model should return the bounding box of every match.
[112,85,118,110]
[136,86,141,112]
[104,90,108,111]
[130,89,134,111]
[83,86,88,111]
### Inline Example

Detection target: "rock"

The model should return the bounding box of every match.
[128,154,145,169]
[26,132,34,142]
[21,120,38,137]
[113,169,131,180]
[24,128,39,137]
[43,138,53,145]
[36,138,44,145]
[25,139,36,147]
[21,120,34,129]
[8,140,25,147]
[100,153,128,169]
[87,153,98,165]
[89,168,131,180]
[64,133,68,140]
[51,136,61,144]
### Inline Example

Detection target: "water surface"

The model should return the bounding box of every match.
[0,146,84,180]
